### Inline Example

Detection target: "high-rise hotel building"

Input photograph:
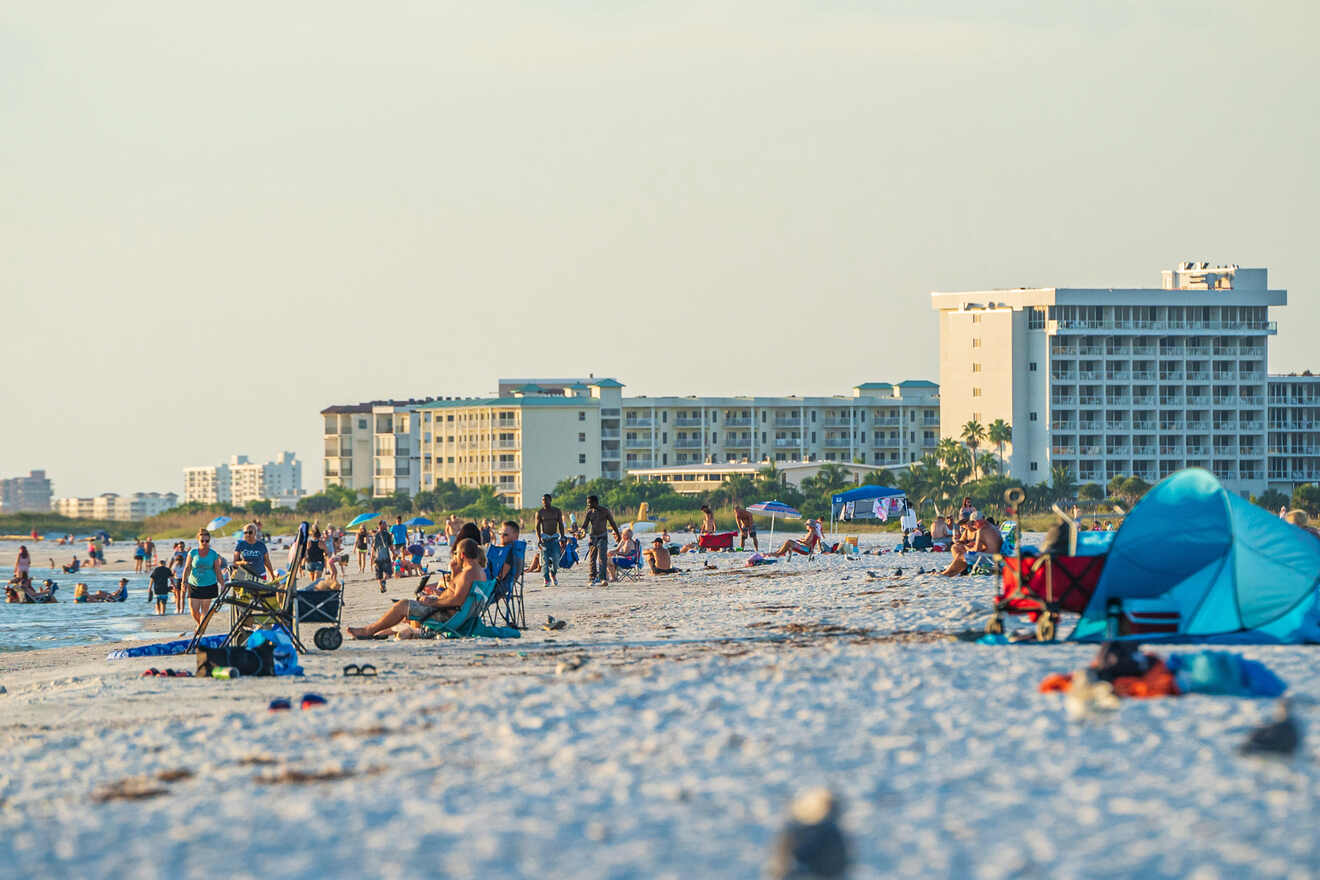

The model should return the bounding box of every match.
[932,262,1285,497]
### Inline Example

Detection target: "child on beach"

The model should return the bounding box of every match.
[148,559,173,615]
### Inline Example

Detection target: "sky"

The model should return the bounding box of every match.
[3,1,1317,497]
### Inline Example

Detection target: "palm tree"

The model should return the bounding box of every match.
[987,419,1012,474]
[976,451,999,477]
[1050,464,1076,502]
[961,420,987,480]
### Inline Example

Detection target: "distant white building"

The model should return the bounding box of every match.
[184,453,302,505]
[627,460,894,495]
[54,492,179,522]
[0,470,53,512]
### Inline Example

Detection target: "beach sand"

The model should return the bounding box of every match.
[2,538,1318,878]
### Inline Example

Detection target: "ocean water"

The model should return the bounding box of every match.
[0,567,162,653]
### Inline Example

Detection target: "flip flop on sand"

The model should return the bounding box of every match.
[343,664,378,677]
[543,616,567,632]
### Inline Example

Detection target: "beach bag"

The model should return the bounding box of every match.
[197,642,275,677]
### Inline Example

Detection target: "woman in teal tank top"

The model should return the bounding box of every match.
[181,528,226,626]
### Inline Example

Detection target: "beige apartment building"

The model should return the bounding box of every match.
[54,492,178,521]
[932,262,1286,497]
[322,379,940,508]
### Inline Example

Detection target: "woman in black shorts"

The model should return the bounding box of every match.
[181,529,226,626]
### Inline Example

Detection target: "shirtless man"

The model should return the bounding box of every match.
[733,504,758,551]
[644,537,680,574]
[699,504,717,534]
[534,494,566,587]
[771,523,821,557]
[940,515,1001,576]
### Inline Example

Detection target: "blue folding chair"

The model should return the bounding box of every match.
[483,540,526,630]
[611,545,644,582]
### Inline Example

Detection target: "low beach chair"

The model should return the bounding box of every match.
[483,541,526,630]
[842,536,860,556]
[611,546,644,582]
[420,578,495,639]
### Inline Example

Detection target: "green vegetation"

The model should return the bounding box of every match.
[0,513,141,541]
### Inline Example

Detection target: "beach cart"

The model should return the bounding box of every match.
[987,552,1106,641]
[698,531,737,551]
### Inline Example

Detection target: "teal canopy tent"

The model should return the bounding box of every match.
[1071,469,1320,643]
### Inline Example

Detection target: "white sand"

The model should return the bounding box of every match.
[2,537,1317,879]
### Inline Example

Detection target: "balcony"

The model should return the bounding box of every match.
[723,417,752,427]
[1106,372,1131,382]
[1079,396,1103,406]
[601,429,620,440]
[494,440,518,450]
[1051,422,1077,432]
[674,418,703,428]
[624,436,651,448]
[1051,446,1076,456]
[624,418,654,428]
[1131,371,1155,380]
[822,419,852,428]
[774,438,802,448]
[493,460,520,472]
[624,458,654,469]
[1079,370,1103,380]
[1080,445,1103,456]
[874,418,901,427]
[674,438,703,449]
[1240,420,1264,431]
[823,437,852,448]
[1132,446,1157,456]
[773,419,803,428]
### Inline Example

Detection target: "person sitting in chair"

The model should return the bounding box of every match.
[349,538,485,640]
[771,523,822,557]
[644,538,681,575]
[607,528,640,582]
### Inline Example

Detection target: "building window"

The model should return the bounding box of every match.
[972,338,982,348]
[1030,462,1038,471]
[1029,362,1037,371]
[662,412,669,423]
[1029,307,1046,330]
[578,411,586,421]
[662,432,668,443]
[972,412,981,421]
[972,387,982,397]
[358,419,367,429]
[1029,412,1038,422]
[578,454,586,464]
[972,363,982,373]
[578,433,586,442]
[971,314,982,324]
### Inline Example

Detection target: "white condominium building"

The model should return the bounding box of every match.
[322,401,431,499]
[1267,374,1320,494]
[325,378,941,508]
[932,262,1284,497]
[184,453,304,505]
[55,492,179,521]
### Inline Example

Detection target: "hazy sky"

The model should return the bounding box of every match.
[3,1,1316,497]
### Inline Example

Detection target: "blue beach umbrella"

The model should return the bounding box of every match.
[746,501,801,546]
[405,516,435,527]
[205,515,231,532]
[346,512,379,528]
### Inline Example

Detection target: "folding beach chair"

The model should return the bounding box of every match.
[420,579,495,639]
[611,545,644,582]
[482,541,527,630]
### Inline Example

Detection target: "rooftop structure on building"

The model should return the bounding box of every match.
[932,262,1285,498]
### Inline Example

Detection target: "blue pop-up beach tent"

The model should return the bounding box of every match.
[830,485,905,532]
[1071,468,1320,643]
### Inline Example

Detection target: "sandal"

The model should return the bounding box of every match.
[343,664,379,677]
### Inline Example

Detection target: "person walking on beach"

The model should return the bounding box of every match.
[233,523,275,581]
[535,493,566,587]
[148,558,173,615]
[181,529,225,627]
[372,520,393,592]
[171,542,187,613]
[390,516,408,561]
[144,538,156,567]
[734,504,758,551]
[133,540,146,573]
[354,525,370,573]
[582,495,621,587]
